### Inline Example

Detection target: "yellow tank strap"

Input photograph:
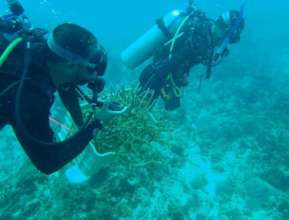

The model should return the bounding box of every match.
[169,11,194,60]
[160,88,171,101]
[167,73,181,97]
[0,37,23,68]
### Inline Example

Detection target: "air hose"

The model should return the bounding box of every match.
[166,11,194,98]
[0,38,23,97]
[13,40,100,174]
[168,0,197,60]
[168,11,194,60]
[0,37,22,67]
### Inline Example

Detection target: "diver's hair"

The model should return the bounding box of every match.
[53,23,98,60]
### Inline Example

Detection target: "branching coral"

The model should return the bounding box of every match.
[84,86,167,160]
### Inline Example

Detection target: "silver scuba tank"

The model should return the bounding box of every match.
[121,10,184,70]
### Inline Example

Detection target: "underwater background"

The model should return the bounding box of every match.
[1,0,289,219]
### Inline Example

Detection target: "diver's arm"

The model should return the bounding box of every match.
[12,89,101,174]
[14,119,101,175]
[58,85,84,128]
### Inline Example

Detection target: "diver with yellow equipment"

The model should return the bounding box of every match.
[122,0,245,110]
[0,0,126,174]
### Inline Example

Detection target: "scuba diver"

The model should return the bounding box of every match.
[0,0,125,174]
[122,1,245,110]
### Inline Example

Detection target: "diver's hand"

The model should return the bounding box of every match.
[94,101,128,123]
[84,119,103,138]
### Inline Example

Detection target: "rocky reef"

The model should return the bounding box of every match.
[1,60,289,220]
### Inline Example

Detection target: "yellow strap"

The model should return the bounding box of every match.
[160,88,171,101]
[169,12,194,60]
[167,73,181,97]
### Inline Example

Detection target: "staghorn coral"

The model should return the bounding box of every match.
[85,86,167,158]
[3,62,289,219]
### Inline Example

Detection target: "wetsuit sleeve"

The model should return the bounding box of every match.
[12,87,101,174]
[58,85,84,128]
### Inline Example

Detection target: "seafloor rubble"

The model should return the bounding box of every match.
[0,63,289,220]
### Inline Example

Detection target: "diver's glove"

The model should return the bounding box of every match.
[93,101,128,123]
[88,78,105,94]
[214,47,230,63]
[83,119,103,137]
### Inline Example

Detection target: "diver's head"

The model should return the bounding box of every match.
[212,10,245,46]
[47,23,107,86]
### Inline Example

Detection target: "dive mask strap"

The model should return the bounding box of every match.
[47,33,93,65]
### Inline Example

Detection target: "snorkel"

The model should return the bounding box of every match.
[226,2,245,44]
[215,1,246,60]
[200,1,246,86]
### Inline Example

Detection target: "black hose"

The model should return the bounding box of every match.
[14,41,100,169]
[16,41,97,145]
[0,80,19,97]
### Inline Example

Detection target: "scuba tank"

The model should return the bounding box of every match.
[121,9,185,69]
[121,0,197,70]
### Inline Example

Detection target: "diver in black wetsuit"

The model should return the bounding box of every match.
[139,6,245,110]
[0,0,122,174]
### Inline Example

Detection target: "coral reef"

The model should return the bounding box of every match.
[90,86,167,155]
[1,62,289,219]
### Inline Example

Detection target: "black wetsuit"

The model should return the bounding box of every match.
[139,10,214,110]
[0,33,101,174]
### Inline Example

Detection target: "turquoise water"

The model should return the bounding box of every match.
[1,0,289,219]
